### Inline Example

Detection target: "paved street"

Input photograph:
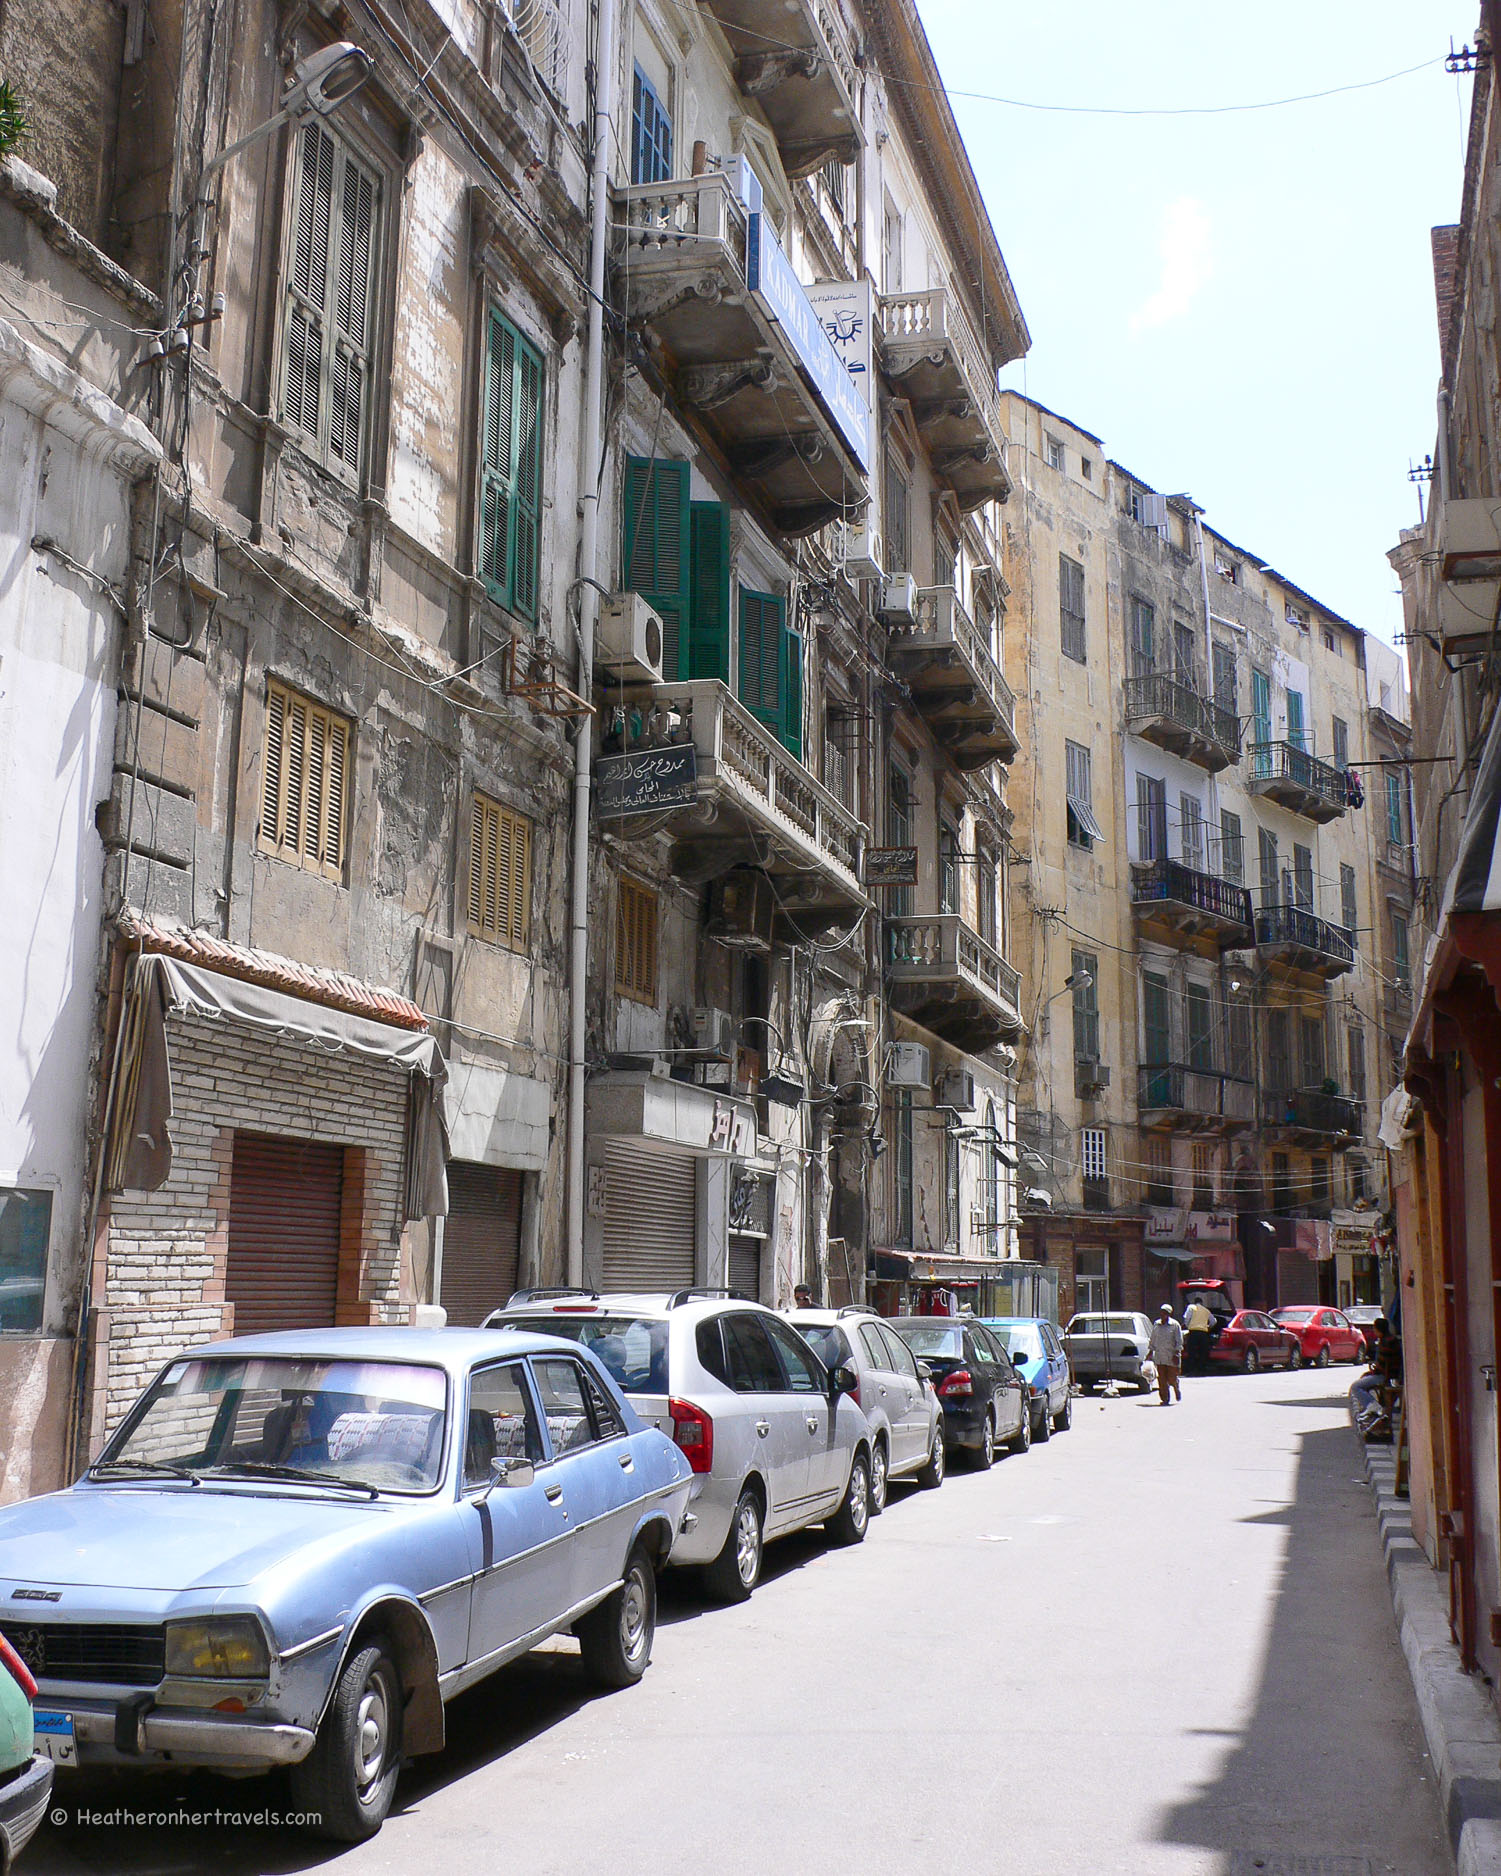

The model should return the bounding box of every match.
[30,1367,1447,1876]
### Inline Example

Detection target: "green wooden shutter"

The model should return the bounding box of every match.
[739,589,783,738]
[780,625,803,759]
[687,502,730,682]
[480,312,544,622]
[623,456,690,677]
[328,149,375,468]
[512,341,543,622]
[284,122,334,439]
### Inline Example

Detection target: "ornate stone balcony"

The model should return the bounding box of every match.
[1259,1088,1363,1147]
[1246,740,1348,822]
[612,175,867,533]
[650,679,867,921]
[885,913,1023,1053]
[1130,859,1254,952]
[885,586,1018,769]
[699,0,860,176]
[1137,1066,1256,1134]
[1253,904,1356,980]
[1123,672,1241,773]
[876,288,1010,509]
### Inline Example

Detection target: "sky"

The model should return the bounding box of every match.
[916,1,1477,647]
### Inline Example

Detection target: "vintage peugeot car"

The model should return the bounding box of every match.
[0,1328,692,1843]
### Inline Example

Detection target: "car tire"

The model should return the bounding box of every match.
[1349,1344,1367,1365]
[973,1412,995,1471]
[1243,1346,1260,1375]
[1315,1345,1332,1369]
[1053,1393,1073,1433]
[577,1546,655,1689]
[1288,1344,1302,1371]
[869,1438,889,1515]
[1033,1396,1052,1442]
[292,1637,403,1843]
[827,1451,871,1546]
[704,1487,763,1603]
[916,1427,945,1489]
[1007,1402,1032,1456]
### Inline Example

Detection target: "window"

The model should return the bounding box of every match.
[881,199,903,292]
[976,844,998,948]
[1136,773,1167,863]
[1386,771,1405,846]
[1059,554,1086,662]
[1285,604,1306,630]
[1258,826,1279,911]
[1310,1157,1332,1208]
[616,877,659,1004]
[1075,1246,1109,1312]
[893,1090,913,1247]
[0,1187,50,1333]
[820,157,846,214]
[631,66,672,184]
[1322,627,1337,654]
[259,680,350,881]
[479,310,544,622]
[982,1097,1001,1238]
[1081,456,1093,480]
[887,762,913,918]
[1066,741,1102,848]
[1292,844,1313,910]
[1340,863,1357,932]
[1390,905,1411,989]
[1180,794,1204,871]
[1271,1151,1293,1213]
[1251,668,1272,757]
[1130,597,1155,675]
[1072,949,1099,1062]
[533,1358,597,1456]
[933,529,957,591]
[763,1316,825,1392]
[1080,1129,1108,1210]
[1143,1137,1174,1207]
[1046,434,1065,472]
[1142,972,1171,1067]
[823,707,855,812]
[1185,982,1213,1071]
[1220,809,1243,883]
[1285,689,1307,752]
[1331,716,1349,770]
[464,1363,542,1487]
[944,1127,960,1247]
[1347,1023,1367,1109]
[282,121,378,477]
[883,453,910,573]
[1229,992,1253,1067]
[1192,1142,1214,1211]
[468,794,531,950]
[1266,1007,1291,1091]
[1299,1014,1325,1089]
[740,589,802,758]
[721,1314,784,1393]
[1215,555,1238,584]
[939,819,960,915]
[1212,641,1237,716]
[1173,621,1197,691]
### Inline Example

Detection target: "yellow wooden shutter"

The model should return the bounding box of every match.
[261,684,286,847]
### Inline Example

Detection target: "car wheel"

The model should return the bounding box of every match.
[704,1487,763,1603]
[1288,1344,1302,1370]
[916,1426,946,1489]
[1243,1346,1260,1375]
[1350,1343,1367,1365]
[577,1546,655,1689]
[1007,1402,1032,1456]
[1315,1345,1332,1369]
[1033,1395,1052,1442]
[869,1438,889,1515]
[1053,1393,1073,1433]
[291,1638,403,1843]
[827,1450,871,1546]
[973,1412,995,1471]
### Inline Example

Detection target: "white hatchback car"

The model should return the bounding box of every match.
[787,1308,945,1508]
[484,1290,874,1601]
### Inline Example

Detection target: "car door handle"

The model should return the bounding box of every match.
[806,1417,820,1434]
[617,1452,635,1471]
[544,1483,564,1503]
[756,1421,770,1437]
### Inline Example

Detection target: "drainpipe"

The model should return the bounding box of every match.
[566,0,620,1286]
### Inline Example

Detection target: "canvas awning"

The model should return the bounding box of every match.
[107,952,450,1217]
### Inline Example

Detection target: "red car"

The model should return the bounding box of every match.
[1271,1305,1367,1368]
[1207,1310,1302,1374]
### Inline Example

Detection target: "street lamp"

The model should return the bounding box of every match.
[198,44,374,189]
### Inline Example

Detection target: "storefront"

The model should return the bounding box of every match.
[439,1057,550,1324]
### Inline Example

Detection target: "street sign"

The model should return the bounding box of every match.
[865,846,917,887]
[596,746,698,817]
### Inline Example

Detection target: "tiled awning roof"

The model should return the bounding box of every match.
[117,911,429,1032]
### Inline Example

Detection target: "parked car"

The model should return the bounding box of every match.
[1209,1309,1302,1372]
[485,1291,874,1602]
[983,1317,1072,1438]
[888,1318,1029,1466]
[1341,1304,1385,1353]
[0,1327,693,1843]
[1271,1305,1367,1367]
[1063,1312,1156,1392]
[0,1630,51,1874]
[788,1308,945,1506]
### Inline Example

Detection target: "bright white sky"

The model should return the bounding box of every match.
[917,1,1477,646]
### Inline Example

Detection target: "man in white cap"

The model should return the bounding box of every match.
[1149,1304,1184,1405]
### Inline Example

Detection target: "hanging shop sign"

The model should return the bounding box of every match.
[865,846,918,887]
[596,746,698,816]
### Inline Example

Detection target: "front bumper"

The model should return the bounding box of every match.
[0,1753,52,1863]
[34,1698,315,1771]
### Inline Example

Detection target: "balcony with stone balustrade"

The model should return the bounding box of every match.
[875,287,1011,509]
[885,585,1019,770]
[885,912,1024,1053]
[699,0,861,177]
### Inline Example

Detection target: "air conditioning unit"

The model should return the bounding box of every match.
[839,521,884,582]
[935,1068,976,1111]
[878,571,917,621]
[597,593,665,683]
[707,869,776,953]
[1075,1059,1110,1099]
[887,1041,931,1089]
[689,1006,736,1060]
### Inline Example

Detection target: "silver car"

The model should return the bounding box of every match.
[787,1308,945,1507]
[485,1290,875,1602]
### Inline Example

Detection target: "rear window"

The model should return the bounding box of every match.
[798,1324,852,1370]
[1066,1315,1140,1337]
[1276,1309,1315,1322]
[895,1324,965,1360]
[497,1314,669,1395]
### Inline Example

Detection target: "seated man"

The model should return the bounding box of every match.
[1351,1318,1403,1434]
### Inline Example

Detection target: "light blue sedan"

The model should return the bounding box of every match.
[0,1327,692,1842]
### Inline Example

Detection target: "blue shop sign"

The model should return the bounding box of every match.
[747,213,870,473]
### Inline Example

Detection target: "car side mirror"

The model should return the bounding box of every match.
[1010,1349,1027,1365]
[487,1456,534,1494]
[916,1362,933,1383]
[830,1363,858,1399]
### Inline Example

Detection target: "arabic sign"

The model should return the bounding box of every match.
[805,278,874,413]
[1188,1212,1235,1243]
[596,746,698,817]
[1332,1223,1376,1258]
[1146,1207,1187,1242]
[747,214,871,471]
[865,846,918,887]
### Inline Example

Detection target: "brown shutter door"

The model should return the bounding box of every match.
[227,1133,343,1334]
[441,1162,524,1326]
[600,1142,696,1292]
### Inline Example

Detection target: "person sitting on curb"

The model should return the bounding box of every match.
[1352,1317,1402,1437]
[1149,1305,1184,1405]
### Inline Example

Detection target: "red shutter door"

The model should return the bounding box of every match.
[441,1162,524,1326]
[227,1134,343,1335]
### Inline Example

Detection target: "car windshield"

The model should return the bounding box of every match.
[895,1324,965,1359]
[500,1314,670,1395]
[1275,1308,1315,1322]
[795,1324,850,1369]
[98,1356,449,1493]
[994,1324,1043,1361]
[1066,1315,1140,1336]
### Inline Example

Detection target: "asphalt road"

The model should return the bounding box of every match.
[30,1365,1449,1876]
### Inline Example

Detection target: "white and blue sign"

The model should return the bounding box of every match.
[747,214,871,473]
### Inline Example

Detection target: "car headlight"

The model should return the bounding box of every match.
[164,1618,270,1679]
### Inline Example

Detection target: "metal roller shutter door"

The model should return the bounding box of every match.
[441,1163,524,1326]
[600,1142,696,1292]
[729,1235,761,1302]
[226,1133,343,1334]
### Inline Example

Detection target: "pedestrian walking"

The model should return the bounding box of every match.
[1149,1305,1184,1405]
[1183,1296,1214,1375]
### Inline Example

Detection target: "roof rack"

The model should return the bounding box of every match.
[504,1287,600,1306]
[667,1288,751,1309]
[836,1305,878,1318]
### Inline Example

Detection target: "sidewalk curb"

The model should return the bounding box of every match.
[1363,1440,1501,1874]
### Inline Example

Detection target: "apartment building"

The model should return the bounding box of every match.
[1000,391,1396,1323]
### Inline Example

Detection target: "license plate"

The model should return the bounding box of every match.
[33,1709,75,1765]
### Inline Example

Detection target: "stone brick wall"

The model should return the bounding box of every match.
[97,1009,414,1434]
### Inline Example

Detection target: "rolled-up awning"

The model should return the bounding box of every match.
[1148,1246,1197,1263]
